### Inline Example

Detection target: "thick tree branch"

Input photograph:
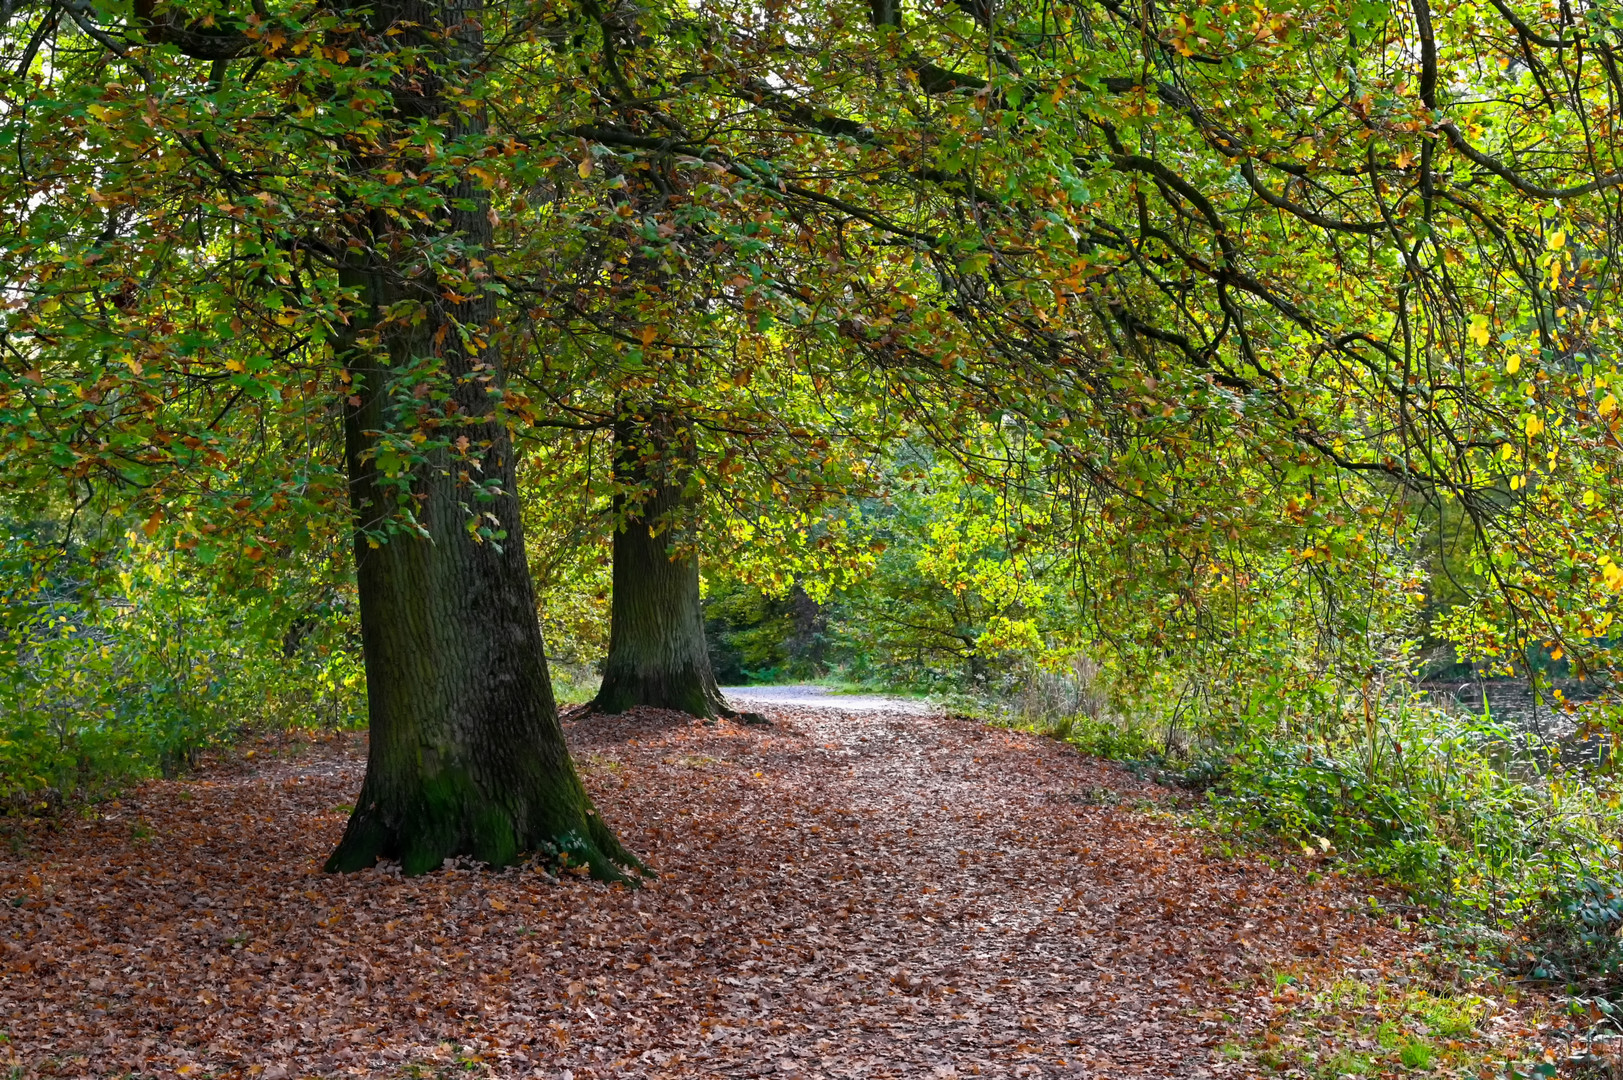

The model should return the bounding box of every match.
[1437,121,1623,198]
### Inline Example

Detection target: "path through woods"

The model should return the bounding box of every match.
[1,697,1545,1077]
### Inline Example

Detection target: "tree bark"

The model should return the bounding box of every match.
[323,0,639,879]
[592,408,730,718]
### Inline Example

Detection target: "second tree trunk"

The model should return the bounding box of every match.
[592,410,729,718]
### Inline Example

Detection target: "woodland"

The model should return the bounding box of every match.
[3,0,1623,1075]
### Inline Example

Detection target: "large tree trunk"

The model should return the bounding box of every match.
[327,343,638,877]
[592,409,730,718]
[324,0,639,879]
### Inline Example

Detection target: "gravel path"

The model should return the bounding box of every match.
[0,702,1424,1078]
[722,684,938,714]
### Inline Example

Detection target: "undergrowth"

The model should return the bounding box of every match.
[1239,964,1578,1079]
[2,539,364,808]
[1005,681,1623,1019]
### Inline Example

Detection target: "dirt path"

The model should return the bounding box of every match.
[1,702,1477,1077]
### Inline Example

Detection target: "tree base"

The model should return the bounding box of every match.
[324,773,647,881]
[590,665,730,720]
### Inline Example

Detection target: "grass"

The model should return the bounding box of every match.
[821,679,934,699]
[549,662,601,706]
[720,675,940,700]
[1399,1040,1435,1068]
[1235,966,1547,1078]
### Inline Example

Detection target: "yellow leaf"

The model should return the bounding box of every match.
[1549,230,1566,250]
[225,358,246,373]
[1600,394,1617,416]
[1525,414,1545,437]
[1505,354,1521,375]
[578,157,594,179]
[1467,314,1490,347]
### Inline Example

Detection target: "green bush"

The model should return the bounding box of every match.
[1194,695,1623,994]
[994,660,1623,996]
[703,577,831,685]
[2,537,364,804]
[1037,713,1162,762]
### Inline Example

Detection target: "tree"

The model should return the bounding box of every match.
[659,0,1623,682]
[503,104,896,720]
[5,0,1620,874]
[0,0,644,877]
[314,1,661,878]
[547,155,735,719]
[518,333,891,721]
[591,404,729,716]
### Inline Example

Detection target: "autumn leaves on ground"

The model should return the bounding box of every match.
[2,700,1554,1078]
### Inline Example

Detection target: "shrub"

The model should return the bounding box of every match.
[2,537,364,804]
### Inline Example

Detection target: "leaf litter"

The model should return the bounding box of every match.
[0,704,1561,1077]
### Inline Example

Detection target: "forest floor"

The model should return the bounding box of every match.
[0,696,1574,1078]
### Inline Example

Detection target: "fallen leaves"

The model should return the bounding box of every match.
[0,705,1552,1077]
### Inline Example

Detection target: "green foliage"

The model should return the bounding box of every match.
[1188,691,1623,995]
[702,578,830,685]
[826,450,1059,693]
[1038,714,1162,763]
[0,529,363,803]
[520,442,612,684]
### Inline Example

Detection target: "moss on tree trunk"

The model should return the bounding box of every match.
[325,390,639,878]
